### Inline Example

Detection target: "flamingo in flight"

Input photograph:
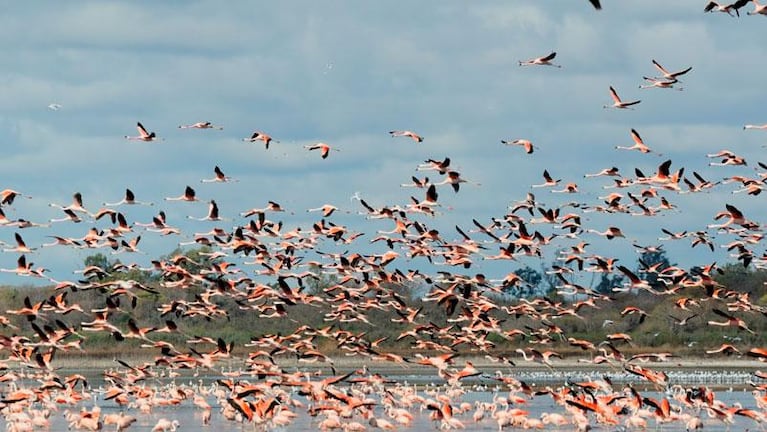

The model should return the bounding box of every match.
[244,131,278,149]
[389,130,423,142]
[519,52,561,68]
[615,129,656,154]
[639,76,683,91]
[502,139,534,154]
[125,122,159,141]
[651,60,692,81]
[104,189,153,206]
[744,123,767,130]
[201,166,237,183]
[178,121,223,130]
[164,186,199,202]
[704,0,750,16]
[304,143,338,159]
[604,86,641,109]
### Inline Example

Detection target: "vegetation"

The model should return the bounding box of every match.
[1,246,765,363]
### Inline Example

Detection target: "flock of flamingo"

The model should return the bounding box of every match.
[2,1,767,432]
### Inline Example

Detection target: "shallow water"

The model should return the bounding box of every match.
[3,369,764,431]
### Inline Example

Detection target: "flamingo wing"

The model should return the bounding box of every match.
[136,122,150,138]
[609,86,622,104]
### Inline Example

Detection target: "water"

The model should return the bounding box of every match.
[3,369,764,431]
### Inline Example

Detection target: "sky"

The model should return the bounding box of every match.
[0,1,765,287]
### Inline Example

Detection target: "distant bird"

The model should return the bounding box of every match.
[178,121,223,130]
[47,103,62,111]
[532,170,561,188]
[651,60,693,81]
[304,143,338,159]
[704,0,750,16]
[164,186,199,202]
[589,0,602,9]
[604,86,641,109]
[243,131,278,149]
[201,166,237,183]
[639,76,683,91]
[389,130,423,142]
[519,52,561,68]
[615,129,656,154]
[502,139,534,154]
[744,123,767,130]
[104,189,153,207]
[125,122,159,141]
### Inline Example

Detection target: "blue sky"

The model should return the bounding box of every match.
[0,1,765,286]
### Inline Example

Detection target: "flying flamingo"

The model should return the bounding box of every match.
[708,308,755,333]
[389,130,423,142]
[125,122,160,141]
[164,186,199,202]
[704,0,750,16]
[744,123,767,130]
[519,52,561,68]
[104,189,153,206]
[615,129,656,154]
[178,121,223,130]
[49,192,90,215]
[604,86,641,109]
[243,131,278,149]
[304,142,338,159]
[651,59,693,81]
[502,139,534,154]
[532,170,561,188]
[639,76,683,90]
[0,189,31,205]
[201,166,237,183]
[584,166,620,178]
[4,233,35,253]
[188,200,227,222]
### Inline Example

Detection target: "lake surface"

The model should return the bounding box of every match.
[3,368,765,431]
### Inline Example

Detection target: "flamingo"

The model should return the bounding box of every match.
[744,123,767,130]
[178,121,222,130]
[201,166,237,183]
[615,129,655,154]
[704,0,750,16]
[651,59,693,81]
[243,131,278,149]
[389,130,423,142]
[187,200,227,222]
[639,76,683,90]
[151,419,179,432]
[103,189,153,206]
[519,52,561,68]
[584,166,620,178]
[49,192,90,215]
[531,170,560,188]
[164,186,199,202]
[125,122,159,141]
[604,86,641,109]
[0,189,32,205]
[502,139,534,154]
[304,142,338,159]
[707,308,755,333]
